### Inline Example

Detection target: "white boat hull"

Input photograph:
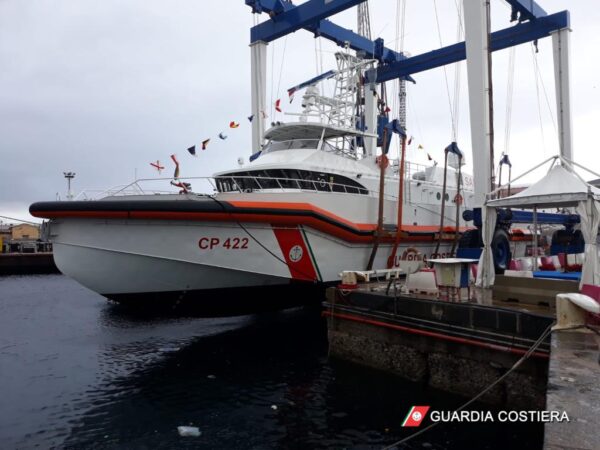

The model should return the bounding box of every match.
[48,216,456,308]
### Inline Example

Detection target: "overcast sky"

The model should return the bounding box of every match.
[1,0,599,222]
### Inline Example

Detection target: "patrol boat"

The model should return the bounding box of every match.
[30,50,478,313]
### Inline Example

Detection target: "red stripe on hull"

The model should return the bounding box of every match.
[272,227,318,282]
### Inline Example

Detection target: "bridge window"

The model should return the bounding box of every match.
[216,169,367,194]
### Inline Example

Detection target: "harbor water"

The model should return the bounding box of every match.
[0,275,543,449]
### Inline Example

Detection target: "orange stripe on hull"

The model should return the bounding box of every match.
[33,204,469,244]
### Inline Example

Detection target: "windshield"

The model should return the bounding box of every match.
[263,140,337,153]
[215,169,368,194]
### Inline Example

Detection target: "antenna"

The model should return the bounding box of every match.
[63,171,76,201]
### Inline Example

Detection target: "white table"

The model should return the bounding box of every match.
[428,258,479,301]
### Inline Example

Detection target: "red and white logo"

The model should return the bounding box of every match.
[288,245,304,262]
[402,406,430,427]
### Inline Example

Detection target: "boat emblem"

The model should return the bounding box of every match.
[289,245,304,262]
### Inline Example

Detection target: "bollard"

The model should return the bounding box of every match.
[555,293,600,330]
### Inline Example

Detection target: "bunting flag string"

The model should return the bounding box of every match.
[170,154,181,179]
[151,104,289,191]
[149,160,164,174]
[169,154,191,193]
[287,88,296,103]
[249,150,262,162]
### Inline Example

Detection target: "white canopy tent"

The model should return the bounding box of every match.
[478,161,600,289]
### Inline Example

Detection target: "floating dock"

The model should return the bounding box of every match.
[0,253,59,275]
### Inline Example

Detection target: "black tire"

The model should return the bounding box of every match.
[458,229,483,248]
[491,228,511,274]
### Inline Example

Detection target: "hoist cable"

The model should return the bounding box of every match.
[504,47,516,156]
[276,36,288,104]
[433,0,456,136]
[270,41,276,119]
[451,0,463,142]
[532,46,558,133]
[531,44,547,156]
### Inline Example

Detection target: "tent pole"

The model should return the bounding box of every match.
[532,206,538,271]
[487,155,557,198]
[563,156,600,180]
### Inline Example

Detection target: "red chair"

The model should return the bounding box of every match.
[564,253,582,272]
[470,263,478,280]
[539,256,555,271]
[509,259,523,270]
[557,253,567,268]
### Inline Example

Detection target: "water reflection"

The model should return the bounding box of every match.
[0,275,543,449]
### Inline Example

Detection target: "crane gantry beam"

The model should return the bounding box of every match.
[371,10,569,83]
[246,0,404,63]
[249,0,366,43]
[504,0,547,21]
[247,0,554,69]
[245,0,572,169]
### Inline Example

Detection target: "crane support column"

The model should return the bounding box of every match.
[463,0,492,208]
[364,82,378,156]
[552,27,574,162]
[250,40,267,154]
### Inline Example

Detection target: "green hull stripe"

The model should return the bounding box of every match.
[300,226,323,282]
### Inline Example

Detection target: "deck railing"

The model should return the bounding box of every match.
[74,175,400,202]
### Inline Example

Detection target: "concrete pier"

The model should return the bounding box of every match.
[325,277,600,448]
[325,285,553,408]
[544,328,600,450]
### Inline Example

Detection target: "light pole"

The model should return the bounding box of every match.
[63,172,76,200]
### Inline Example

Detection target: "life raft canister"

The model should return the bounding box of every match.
[376,154,390,169]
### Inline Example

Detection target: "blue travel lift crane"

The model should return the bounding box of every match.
[245,0,576,272]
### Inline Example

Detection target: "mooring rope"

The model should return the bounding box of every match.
[382,321,555,450]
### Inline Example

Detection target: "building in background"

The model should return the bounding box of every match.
[0,224,11,251]
[10,223,40,241]
[0,222,51,253]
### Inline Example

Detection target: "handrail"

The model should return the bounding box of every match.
[73,161,471,202]
[74,175,400,202]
